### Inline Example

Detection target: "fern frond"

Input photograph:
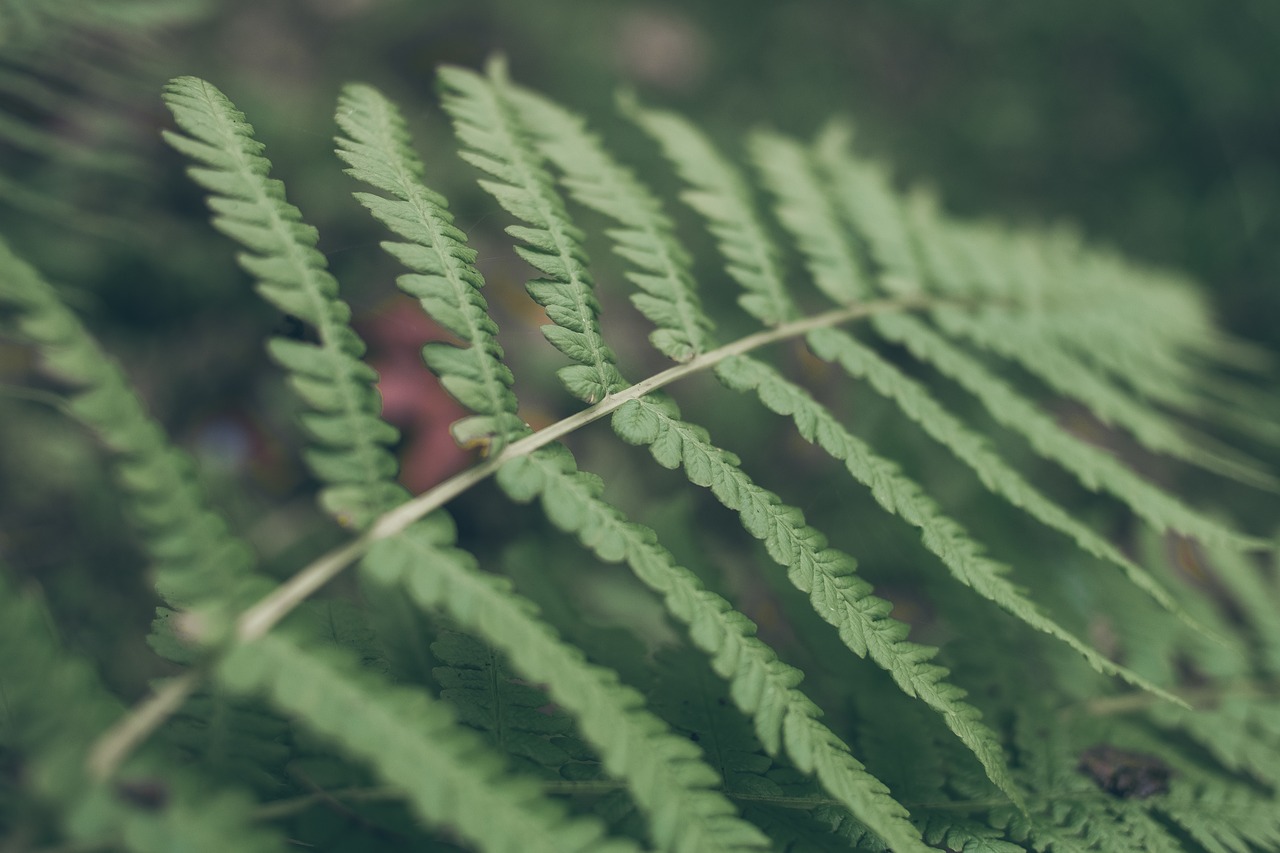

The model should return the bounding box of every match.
[162,75,402,528]
[0,237,259,611]
[1163,780,1280,853]
[748,127,1262,567]
[364,517,773,853]
[497,445,928,852]
[437,60,626,405]
[507,85,717,363]
[877,309,1264,551]
[714,352,1175,701]
[624,98,1189,785]
[431,630,588,777]
[217,631,634,853]
[909,290,1277,491]
[168,75,766,852]
[334,82,527,453]
[334,81,785,850]
[0,570,286,853]
[808,132,1267,552]
[0,0,204,238]
[622,97,795,328]
[612,392,1022,808]
[1195,540,1280,674]
[746,129,1208,616]
[332,76,921,835]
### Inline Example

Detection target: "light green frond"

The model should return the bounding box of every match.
[438,61,626,405]
[162,76,402,528]
[875,311,1266,552]
[218,632,632,853]
[612,393,1023,809]
[334,82,526,452]
[714,352,1178,703]
[0,237,259,611]
[747,129,1198,622]
[364,517,772,853]
[0,570,286,853]
[903,196,1278,491]
[506,82,717,363]
[808,134,1267,552]
[625,99,796,327]
[524,95,1021,809]
[747,130,873,305]
[1163,781,1280,853]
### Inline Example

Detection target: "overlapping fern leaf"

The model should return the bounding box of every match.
[0,236,261,611]
[0,0,207,239]
[3,55,1275,853]
[0,569,286,852]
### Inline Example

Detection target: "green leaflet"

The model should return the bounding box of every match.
[900,203,1277,491]
[507,83,717,362]
[497,445,928,852]
[0,237,261,614]
[807,131,1268,553]
[334,82,526,452]
[614,394,1024,808]
[873,311,1267,552]
[0,571,286,853]
[438,61,626,405]
[218,632,633,853]
[363,518,773,853]
[162,76,403,528]
[714,352,1179,703]
[622,97,796,328]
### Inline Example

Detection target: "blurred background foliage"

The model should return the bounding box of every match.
[1,0,1277,699]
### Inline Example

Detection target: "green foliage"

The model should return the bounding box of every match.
[3,47,1279,853]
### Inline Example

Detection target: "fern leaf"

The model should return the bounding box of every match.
[437,61,626,405]
[334,82,527,453]
[506,83,717,363]
[363,518,773,853]
[431,630,594,777]
[498,445,929,852]
[1163,781,1280,853]
[748,130,1203,615]
[0,570,287,853]
[715,352,1177,701]
[333,81,923,846]
[0,237,261,612]
[623,99,796,328]
[613,393,1023,809]
[162,76,402,528]
[923,306,1277,492]
[808,134,1267,552]
[217,632,634,853]
[879,311,1264,551]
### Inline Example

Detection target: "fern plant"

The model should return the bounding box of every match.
[2,57,1278,852]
